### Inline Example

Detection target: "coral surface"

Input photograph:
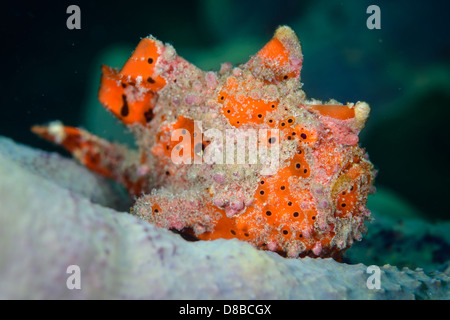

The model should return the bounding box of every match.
[32,26,375,258]
[0,137,448,299]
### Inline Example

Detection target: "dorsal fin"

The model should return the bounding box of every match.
[98,37,167,125]
[246,26,303,81]
[119,37,167,91]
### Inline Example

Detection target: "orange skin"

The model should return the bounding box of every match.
[32,26,375,259]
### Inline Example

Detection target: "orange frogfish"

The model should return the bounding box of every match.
[32,26,375,259]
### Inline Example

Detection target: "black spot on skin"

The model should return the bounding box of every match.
[283,75,288,80]
[301,133,307,139]
[231,230,236,235]
[148,58,154,64]
[147,77,156,84]
[144,109,154,122]
[121,83,127,88]
[268,137,276,144]
[89,153,99,164]
[121,95,129,117]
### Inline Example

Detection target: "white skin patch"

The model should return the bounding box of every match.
[47,121,66,144]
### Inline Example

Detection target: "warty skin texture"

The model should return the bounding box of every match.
[33,26,375,259]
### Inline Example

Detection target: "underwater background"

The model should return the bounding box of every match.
[2,0,450,286]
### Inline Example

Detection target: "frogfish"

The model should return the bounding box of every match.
[32,26,375,259]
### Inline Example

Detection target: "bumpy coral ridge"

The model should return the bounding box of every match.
[32,26,375,259]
